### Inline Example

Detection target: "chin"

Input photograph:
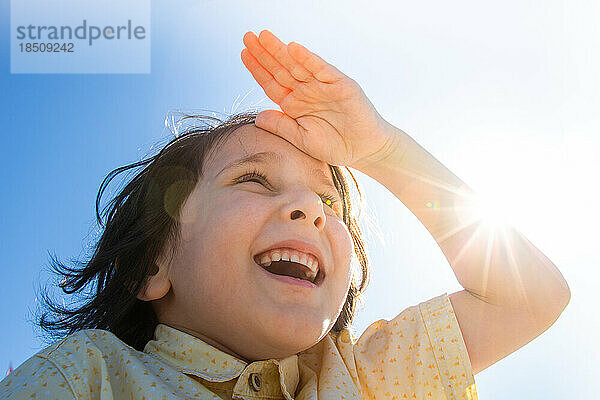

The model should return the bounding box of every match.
[258,309,333,355]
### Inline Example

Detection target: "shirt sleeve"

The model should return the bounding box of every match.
[352,293,478,400]
[0,354,76,400]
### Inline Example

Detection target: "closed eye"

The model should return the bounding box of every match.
[236,170,271,188]
[235,169,341,213]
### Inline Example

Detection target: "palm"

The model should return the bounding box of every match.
[241,30,390,168]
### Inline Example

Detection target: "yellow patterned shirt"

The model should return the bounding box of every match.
[0,293,478,399]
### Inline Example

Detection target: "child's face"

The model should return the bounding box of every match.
[155,124,354,361]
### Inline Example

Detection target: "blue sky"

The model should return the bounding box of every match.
[1,1,599,398]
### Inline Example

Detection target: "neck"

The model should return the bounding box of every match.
[162,322,251,363]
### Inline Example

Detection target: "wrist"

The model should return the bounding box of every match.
[351,121,411,175]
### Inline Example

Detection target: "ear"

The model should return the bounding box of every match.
[136,261,172,302]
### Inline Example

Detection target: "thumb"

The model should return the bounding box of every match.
[255,110,307,151]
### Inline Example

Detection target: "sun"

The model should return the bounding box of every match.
[469,189,519,229]
[447,176,525,236]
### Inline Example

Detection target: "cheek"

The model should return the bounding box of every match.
[207,191,267,240]
[327,218,355,292]
[175,191,265,280]
[330,216,354,262]
[184,190,264,237]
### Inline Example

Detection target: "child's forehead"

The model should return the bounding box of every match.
[208,124,331,175]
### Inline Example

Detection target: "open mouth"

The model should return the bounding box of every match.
[253,258,325,286]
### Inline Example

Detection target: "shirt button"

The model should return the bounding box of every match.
[340,330,350,343]
[248,373,262,392]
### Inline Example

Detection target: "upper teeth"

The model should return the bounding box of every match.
[256,248,319,274]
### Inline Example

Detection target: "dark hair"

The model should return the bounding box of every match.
[37,110,370,351]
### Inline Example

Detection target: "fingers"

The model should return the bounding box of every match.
[240,47,290,105]
[288,41,343,84]
[243,31,298,90]
[257,30,313,83]
[255,110,306,152]
[241,30,345,105]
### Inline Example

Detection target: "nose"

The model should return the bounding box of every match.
[282,189,326,231]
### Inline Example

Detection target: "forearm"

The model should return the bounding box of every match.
[356,122,571,312]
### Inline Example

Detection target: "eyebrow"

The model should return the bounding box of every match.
[217,151,340,195]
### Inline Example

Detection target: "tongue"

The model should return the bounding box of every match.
[263,260,309,281]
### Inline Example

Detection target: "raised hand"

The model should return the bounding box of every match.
[241,30,399,170]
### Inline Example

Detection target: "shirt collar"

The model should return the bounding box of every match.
[143,324,300,398]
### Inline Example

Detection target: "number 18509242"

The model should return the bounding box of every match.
[19,42,74,52]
